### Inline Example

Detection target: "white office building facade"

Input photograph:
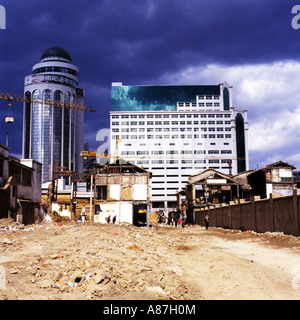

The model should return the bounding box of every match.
[110,82,248,212]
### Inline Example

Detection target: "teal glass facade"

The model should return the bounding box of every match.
[111,85,221,111]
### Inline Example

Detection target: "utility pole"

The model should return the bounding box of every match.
[89,173,93,221]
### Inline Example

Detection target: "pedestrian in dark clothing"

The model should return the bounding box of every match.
[181,214,186,228]
[112,215,117,224]
[204,215,209,230]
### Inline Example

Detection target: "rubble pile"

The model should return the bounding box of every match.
[0,221,199,300]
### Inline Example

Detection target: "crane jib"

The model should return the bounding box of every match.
[0,91,96,112]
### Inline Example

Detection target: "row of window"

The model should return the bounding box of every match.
[33,66,79,78]
[113,127,231,132]
[197,95,220,100]
[121,150,231,155]
[178,102,220,107]
[112,134,232,139]
[134,159,232,164]
[111,114,231,119]
[112,120,231,126]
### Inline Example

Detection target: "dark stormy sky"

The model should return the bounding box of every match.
[1,0,300,170]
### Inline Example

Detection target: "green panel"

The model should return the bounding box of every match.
[111,85,220,111]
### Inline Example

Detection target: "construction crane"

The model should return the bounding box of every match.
[0,91,96,113]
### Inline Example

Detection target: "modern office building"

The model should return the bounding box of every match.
[22,47,84,183]
[110,82,249,212]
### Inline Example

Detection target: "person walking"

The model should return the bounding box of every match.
[181,214,186,228]
[204,214,209,230]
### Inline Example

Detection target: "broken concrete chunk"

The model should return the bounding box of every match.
[2,238,13,245]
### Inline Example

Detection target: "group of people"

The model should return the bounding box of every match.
[104,212,210,229]
[105,215,117,224]
[167,212,187,228]
[167,211,210,230]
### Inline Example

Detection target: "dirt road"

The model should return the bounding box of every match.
[0,218,300,300]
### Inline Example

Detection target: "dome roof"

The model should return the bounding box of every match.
[41,47,72,62]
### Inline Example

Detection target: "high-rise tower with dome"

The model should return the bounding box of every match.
[22,47,84,183]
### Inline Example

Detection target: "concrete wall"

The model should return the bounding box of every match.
[194,190,300,236]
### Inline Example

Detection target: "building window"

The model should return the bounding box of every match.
[97,186,107,200]
[137,151,149,155]
[22,169,32,186]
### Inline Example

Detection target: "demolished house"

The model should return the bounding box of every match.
[94,159,152,225]
[0,144,42,224]
[247,160,295,198]
[186,168,240,205]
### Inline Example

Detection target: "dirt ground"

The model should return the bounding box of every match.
[0,217,300,300]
